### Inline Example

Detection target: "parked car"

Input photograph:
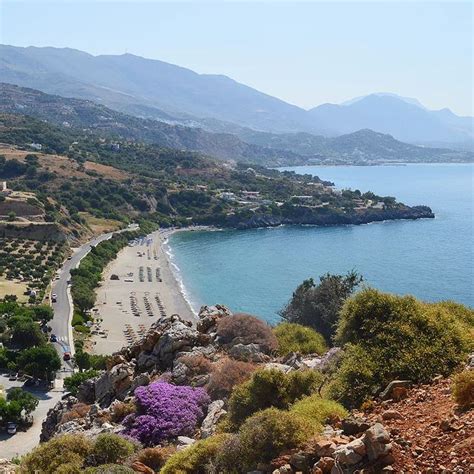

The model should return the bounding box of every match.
[7,422,17,435]
[50,334,58,342]
[51,294,57,303]
[63,352,71,361]
[67,256,72,260]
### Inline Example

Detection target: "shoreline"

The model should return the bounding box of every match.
[159,225,220,316]
[89,229,198,355]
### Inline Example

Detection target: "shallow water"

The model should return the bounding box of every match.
[168,163,473,323]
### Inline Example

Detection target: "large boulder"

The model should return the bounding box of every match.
[363,423,392,461]
[77,378,96,404]
[334,437,366,465]
[94,361,135,407]
[201,400,226,438]
[229,343,271,363]
[151,316,211,369]
[40,396,78,442]
[197,304,232,334]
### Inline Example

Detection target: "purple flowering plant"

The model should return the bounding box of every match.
[122,381,210,445]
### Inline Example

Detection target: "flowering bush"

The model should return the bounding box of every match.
[123,382,210,445]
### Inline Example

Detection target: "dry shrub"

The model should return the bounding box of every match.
[216,313,278,353]
[134,446,176,471]
[206,358,256,400]
[110,401,136,423]
[452,369,474,409]
[60,402,91,424]
[179,354,213,376]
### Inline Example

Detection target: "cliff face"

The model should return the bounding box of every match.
[227,205,435,230]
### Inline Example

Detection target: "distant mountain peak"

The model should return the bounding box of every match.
[341,93,427,110]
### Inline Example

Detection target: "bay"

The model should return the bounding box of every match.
[167,163,473,323]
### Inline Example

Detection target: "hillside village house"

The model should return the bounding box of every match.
[1,181,12,196]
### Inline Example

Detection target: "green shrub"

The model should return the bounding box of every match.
[161,433,230,474]
[85,465,135,474]
[227,368,322,427]
[19,434,93,474]
[64,369,98,396]
[452,370,474,409]
[331,289,473,407]
[90,433,136,465]
[216,408,314,472]
[290,394,347,431]
[273,322,327,356]
[326,344,378,407]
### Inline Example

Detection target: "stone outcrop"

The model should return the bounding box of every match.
[201,400,226,438]
[271,417,394,473]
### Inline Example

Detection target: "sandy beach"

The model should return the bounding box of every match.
[90,228,197,355]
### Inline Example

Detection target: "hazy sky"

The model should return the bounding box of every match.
[1,1,473,115]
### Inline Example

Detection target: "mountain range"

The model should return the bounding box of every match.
[1,83,471,166]
[1,44,472,150]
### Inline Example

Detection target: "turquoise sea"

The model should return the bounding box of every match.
[167,164,473,324]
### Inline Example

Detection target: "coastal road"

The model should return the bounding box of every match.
[50,225,138,374]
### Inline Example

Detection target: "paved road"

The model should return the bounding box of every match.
[50,225,138,373]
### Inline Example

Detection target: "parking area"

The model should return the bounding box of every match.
[0,374,64,459]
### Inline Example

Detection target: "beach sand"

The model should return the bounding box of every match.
[90,229,196,355]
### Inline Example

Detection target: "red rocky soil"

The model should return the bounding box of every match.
[364,378,473,472]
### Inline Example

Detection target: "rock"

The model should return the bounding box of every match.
[229,343,270,363]
[76,378,96,404]
[341,416,370,435]
[302,347,343,371]
[106,354,127,371]
[131,461,154,474]
[40,396,78,442]
[152,317,211,369]
[379,380,411,400]
[363,423,392,461]
[264,362,293,373]
[130,372,150,392]
[201,400,226,438]
[334,446,362,465]
[312,457,335,473]
[322,425,342,438]
[314,439,337,457]
[289,452,310,471]
[176,436,196,451]
[275,464,293,474]
[95,361,135,406]
[197,304,232,334]
[334,438,366,465]
[382,409,403,420]
[282,352,304,370]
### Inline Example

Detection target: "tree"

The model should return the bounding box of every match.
[7,211,16,222]
[75,350,91,372]
[7,387,39,415]
[17,345,61,380]
[279,271,363,343]
[11,319,46,348]
[32,305,54,323]
[64,369,98,395]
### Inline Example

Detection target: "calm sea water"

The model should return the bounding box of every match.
[167,164,473,323]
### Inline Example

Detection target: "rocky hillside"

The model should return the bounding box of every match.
[33,301,473,473]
